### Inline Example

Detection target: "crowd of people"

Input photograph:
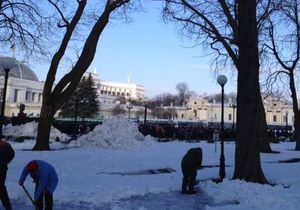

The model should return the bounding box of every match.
[138,122,235,141]
[138,122,295,143]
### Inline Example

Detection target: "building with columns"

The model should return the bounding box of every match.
[175,95,294,128]
[0,56,44,117]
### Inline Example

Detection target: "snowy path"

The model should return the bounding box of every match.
[104,190,213,210]
[12,190,238,210]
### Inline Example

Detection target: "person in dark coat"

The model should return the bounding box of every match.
[19,160,58,210]
[181,147,202,194]
[0,139,15,210]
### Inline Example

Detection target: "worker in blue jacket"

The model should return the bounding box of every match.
[19,160,58,210]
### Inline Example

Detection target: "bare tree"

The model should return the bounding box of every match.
[162,0,280,183]
[176,82,190,106]
[0,0,55,60]
[33,0,131,150]
[264,0,300,150]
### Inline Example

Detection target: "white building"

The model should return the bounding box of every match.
[0,56,44,117]
[0,57,145,118]
[82,71,145,119]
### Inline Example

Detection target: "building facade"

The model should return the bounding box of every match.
[0,56,293,125]
[0,56,44,117]
[175,96,294,127]
[0,57,145,118]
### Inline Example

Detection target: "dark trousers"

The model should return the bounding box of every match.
[181,167,197,193]
[35,183,53,210]
[0,167,11,209]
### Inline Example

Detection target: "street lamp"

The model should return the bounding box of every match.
[230,103,236,131]
[144,103,148,125]
[73,98,79,138]
[127,102,132,119]
[285,111,288,139]
[217,74,227,182]
[0,57,16,138]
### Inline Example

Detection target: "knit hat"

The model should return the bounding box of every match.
[27,161,38,172]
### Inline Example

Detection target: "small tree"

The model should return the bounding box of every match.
[77,73,100,118]
[60,73,99,118]
[59,90,79,118]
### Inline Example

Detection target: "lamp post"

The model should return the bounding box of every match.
[73,98,79,138]
[127,102,132,119]
[230,103,236,131]
[217,75,227,182]
[285,111,288,139]
[144,104,148,125]
[0,57,16,138]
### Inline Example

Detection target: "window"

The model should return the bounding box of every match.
[273,115,277,122]
[14,89,19,102]
[193,110,197,117]
[38,93,42,102]
[26,91,31,101]
[0,88,3,99]
[194,101,197,105]
[32,93,36,102]
[229,114,232,121]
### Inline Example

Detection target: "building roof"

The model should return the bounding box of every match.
[0,56,39,81]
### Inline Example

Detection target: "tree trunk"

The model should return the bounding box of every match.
[294,114,300,150]
[32,104,53,150]
[259,97,272,153]
[289,72,300,150]
[233,0,267,183]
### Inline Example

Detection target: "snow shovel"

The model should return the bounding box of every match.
[21,185,38,210]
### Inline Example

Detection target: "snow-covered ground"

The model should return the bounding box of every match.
[4,119,300,210]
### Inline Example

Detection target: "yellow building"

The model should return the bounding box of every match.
[175,96,293,127]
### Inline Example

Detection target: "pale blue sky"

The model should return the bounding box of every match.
[34,1,238,98]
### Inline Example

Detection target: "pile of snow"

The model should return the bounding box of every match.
[72,117,155,149]
[3,121,69,142]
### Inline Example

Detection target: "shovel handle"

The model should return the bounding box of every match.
[21,185,38,210]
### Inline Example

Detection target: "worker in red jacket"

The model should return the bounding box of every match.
[0,139,15,210]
